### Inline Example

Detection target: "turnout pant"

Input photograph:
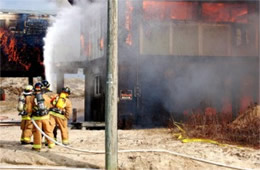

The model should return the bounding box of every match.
[50,115,69,144]
[32,115,55,149]
[20,119,33,143]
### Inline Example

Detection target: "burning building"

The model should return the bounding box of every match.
[69,0,258,128]
[2,0,259,128]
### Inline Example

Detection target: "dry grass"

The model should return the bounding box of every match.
[170,107,260,148]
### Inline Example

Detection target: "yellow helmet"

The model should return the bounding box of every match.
[23,85,33,95]
[25,85,33,91]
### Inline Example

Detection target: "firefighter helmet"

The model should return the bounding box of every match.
[23,85,33,95]
[34,82,43,91]
[42,80,50,88]
[61,87,71,95]
[68,0,74,5]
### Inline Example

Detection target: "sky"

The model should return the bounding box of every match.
[0,0,69,13]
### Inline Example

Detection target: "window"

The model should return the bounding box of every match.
[8,20,17,28]
[235,28,242,46]
[234,26,251,47]
[94,75,101,97]
[140,22,170,55]
[0,20,5,28]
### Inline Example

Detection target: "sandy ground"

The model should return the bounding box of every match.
[0,78,260,169]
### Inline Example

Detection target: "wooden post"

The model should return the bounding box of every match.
[258,1,260,104]
[105,0,118,169]
[72,108,77,123]
[56,71,64,93]
[28,77,33,85]
[84,69,92,121]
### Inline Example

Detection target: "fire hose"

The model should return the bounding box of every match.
[31,119,251,170]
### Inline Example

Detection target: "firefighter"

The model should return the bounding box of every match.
[41,80,59,143]
[27,82,55,151]
[41,80,59,141]
[49,87,72,145]
[41,80,51,93]
[41,80,57,105]
[18,85,33,144]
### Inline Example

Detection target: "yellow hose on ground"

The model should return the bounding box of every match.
[173,121,222,145]
[172,121,244,148]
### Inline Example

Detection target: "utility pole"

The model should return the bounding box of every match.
[258,0,260,104]
[105,0,118,169]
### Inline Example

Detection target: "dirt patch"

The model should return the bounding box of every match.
[0,116,8,120]
[0,127,259,169]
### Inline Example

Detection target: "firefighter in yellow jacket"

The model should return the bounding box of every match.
[49,87,72,145]
[41,80,57,143]
[27,82,55,151]
[41,80,59,141]
[18,85,33,144]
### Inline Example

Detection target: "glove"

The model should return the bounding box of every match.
[18,111,25,116]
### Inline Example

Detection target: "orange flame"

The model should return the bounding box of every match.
[8,38,18,62]
[143,1,248,23]
[125,0,133,46]
[0,28,18,62]
[125,34,132,46]
[80,34,85,51]
[99,37,104,50]
[80,34,92,56]
[143,1,196,20]
[86,42,92,56]
[202,3,248,23]
[0,28,41,71]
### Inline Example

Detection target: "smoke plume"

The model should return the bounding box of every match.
[43,0,259,126]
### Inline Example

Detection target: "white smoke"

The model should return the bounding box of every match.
[43,0,104,90]
[43,3,81,90]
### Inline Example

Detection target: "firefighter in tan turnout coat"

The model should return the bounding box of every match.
[49,87,72,145]
[27,82,55,151]
[18,85,33,144]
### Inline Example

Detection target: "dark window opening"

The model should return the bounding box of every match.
[94,75,101,97]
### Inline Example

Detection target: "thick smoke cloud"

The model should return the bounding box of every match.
[43,0,259,126]
[123,2,258,126]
